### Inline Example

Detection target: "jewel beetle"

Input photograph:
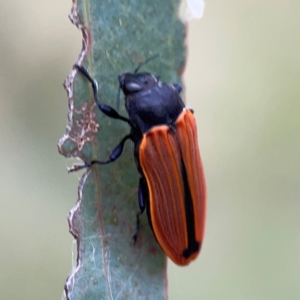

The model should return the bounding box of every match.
[71,58,206,266]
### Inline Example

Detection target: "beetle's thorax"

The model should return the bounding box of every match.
[119,72,185,134]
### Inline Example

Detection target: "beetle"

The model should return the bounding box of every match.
[71,58,206,265]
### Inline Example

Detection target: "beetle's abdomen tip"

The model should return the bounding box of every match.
[182,241,201,259]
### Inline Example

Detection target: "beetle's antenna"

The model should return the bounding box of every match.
[134,53,159,74]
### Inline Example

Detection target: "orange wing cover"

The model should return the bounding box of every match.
[139,109,206,265]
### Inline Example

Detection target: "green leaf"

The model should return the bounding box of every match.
[58,1,186,299]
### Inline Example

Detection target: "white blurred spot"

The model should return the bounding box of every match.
[180,0,206,21]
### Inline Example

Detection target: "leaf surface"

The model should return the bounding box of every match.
[58,1,186,299]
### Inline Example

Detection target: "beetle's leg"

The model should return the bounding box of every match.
[138,177,147,213]
[188,107,194,114]
[75,64,133,127]
[68,134,131,172]
[132,177,147,243]
[173,83,182,94]
[132,213,141,244]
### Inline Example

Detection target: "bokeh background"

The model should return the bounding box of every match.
[0,0,299,299]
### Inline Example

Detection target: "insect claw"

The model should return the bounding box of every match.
[68,163,90,173]
[132,234,138,244]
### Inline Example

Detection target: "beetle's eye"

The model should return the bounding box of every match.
[125,82,143,93]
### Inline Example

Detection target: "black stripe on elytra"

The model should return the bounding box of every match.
[181,159,200,258]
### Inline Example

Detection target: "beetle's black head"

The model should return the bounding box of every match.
[118,72,158,96]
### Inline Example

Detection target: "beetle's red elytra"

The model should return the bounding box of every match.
[139,109,206,265]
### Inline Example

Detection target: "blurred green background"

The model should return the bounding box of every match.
[0,0,299,299]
